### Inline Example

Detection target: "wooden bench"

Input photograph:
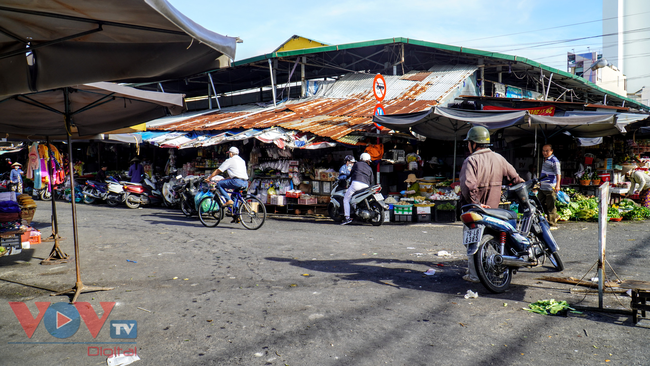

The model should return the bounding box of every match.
[631,289,650,324]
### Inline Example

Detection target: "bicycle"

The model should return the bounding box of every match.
[198,182,266,230]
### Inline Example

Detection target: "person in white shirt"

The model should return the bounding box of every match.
[206,146,249,206]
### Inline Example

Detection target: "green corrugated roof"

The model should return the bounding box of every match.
[233,37,648,112]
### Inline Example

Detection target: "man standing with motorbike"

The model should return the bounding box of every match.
[539,144,561,226]
[341,153,374,225]
[459,126,523,282]
[206,146,248,207]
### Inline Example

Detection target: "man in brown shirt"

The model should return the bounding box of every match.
[459,126,524,282]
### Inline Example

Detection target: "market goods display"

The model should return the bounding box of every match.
[556,189,650,222]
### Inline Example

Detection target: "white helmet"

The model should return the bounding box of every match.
[228,146,239,155]
[360,152,371,162]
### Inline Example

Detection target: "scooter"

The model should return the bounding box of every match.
[141,175,164,206]
[327,181,386,226]
[82,179,109,204]
[162,174,184,208]
[460,176,564,293]
[179,176,203,217]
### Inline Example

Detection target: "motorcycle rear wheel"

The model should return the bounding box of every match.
[40,190,52,201]
[125,193,140,209]
[180,196,193,217]
[327,202,343,222]
[474,233,513,293]
[83,195,96,204]
[369,201,384,227]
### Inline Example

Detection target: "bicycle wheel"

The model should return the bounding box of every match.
[198,195,222,227]
[238,195,266,230]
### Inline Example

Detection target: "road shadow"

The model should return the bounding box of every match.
[265,256,532,302]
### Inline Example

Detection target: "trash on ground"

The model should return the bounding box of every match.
[424,268,436,276]
[437,250,451,257]
[126,260,137,263]
[136,307,151,313]
[464,290,478,299]
[107,354,140,366]
[523,299,582,315]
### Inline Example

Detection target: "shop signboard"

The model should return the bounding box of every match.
[483,105,556,116]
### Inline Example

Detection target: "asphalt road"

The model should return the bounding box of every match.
[1,201,649,366]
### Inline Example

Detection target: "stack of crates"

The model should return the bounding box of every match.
[393,204,413,222]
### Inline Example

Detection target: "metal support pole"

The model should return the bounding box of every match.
[268,59,277,106]
[301,56,306,98]
[479,65,485,97]
[41,135,69,264]
[207,83,212,109]
[208,73,221,110]
[598,182,610,309]
[544,73,553,101]
[51,87,112,302]
[452,131,458,182]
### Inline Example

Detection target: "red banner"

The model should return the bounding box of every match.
[483,105,556,116]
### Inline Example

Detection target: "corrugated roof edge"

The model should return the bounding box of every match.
[232,37,649,112]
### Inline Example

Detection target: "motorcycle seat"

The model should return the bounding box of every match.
[482,208,517,221]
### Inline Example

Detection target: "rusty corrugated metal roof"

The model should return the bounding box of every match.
[148,65,477,141]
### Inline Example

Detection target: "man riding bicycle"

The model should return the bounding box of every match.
[206,146,249,207]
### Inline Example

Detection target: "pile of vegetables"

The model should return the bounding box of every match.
[436,203,456,211]
[556,191,650,222]
[524,299,581,316]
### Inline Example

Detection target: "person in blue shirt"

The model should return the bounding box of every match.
[337,155,355,189]
[128,157,144,183]
[539,144,561,226]
[9,162,24,193]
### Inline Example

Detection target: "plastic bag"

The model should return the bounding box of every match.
[557,190,570,204]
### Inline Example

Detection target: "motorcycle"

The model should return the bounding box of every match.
[327,181,386,226]
[460,176,564,293]
[162,174,184,208]
[121,182,144,209]
[140,175,164,206]
[82,179,112,204]
[179,176,203,217]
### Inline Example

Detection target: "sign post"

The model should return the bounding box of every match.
[372,74,387,184]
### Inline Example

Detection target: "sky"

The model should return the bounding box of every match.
[167,0,606,71]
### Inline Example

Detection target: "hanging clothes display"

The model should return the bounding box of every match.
[27,142,39,179]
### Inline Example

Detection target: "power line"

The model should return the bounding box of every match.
[454,10,650,44]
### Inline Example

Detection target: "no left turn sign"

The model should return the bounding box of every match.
[373,74,386,102]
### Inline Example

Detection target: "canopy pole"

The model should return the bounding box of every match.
[208,73,221,110]
[268,59,277,106]
[41,135,69,264]
[453,130,458,182]
[51,87,112,303]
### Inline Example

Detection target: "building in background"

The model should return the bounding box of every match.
[567,51,627,96]
[603,0,650,104]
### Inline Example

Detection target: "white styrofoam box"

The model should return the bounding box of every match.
[416,206,432,214]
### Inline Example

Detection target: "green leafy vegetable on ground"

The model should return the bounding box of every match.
[524,299,581,315]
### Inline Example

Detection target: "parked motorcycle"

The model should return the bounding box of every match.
[140,175,164,206]
[162,174,184,208]
[327,181,386,226]
[82,177,126,207]
[121,182,144,209]
[460,176,564,293]
[36,183,66,201]
[179,176,203,217]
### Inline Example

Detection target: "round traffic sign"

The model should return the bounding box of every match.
[373,103,385,116]
[373,74,387,102]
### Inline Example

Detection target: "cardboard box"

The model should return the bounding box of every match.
[415,206,432,214]
[269,195,286,205]
[298,197,317,205]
